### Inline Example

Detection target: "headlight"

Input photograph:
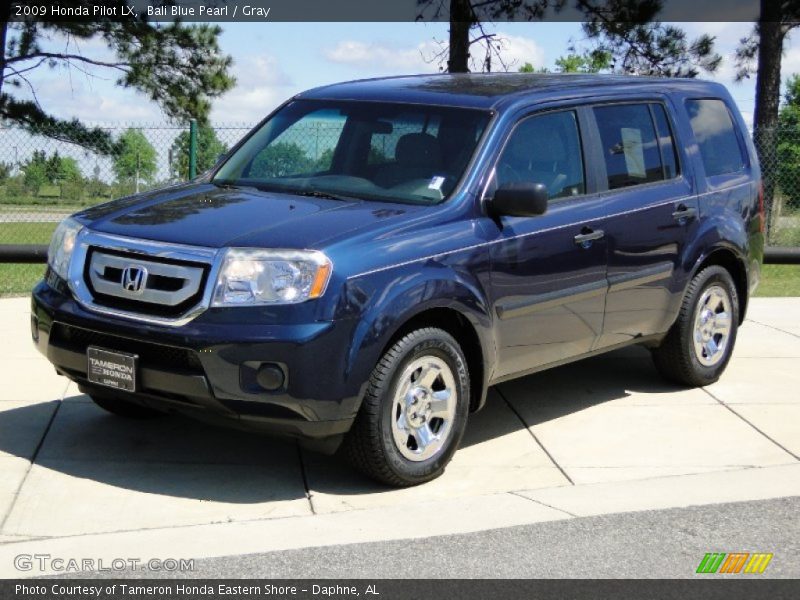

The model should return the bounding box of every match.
[212,249,332,306]
[47,217,82,280]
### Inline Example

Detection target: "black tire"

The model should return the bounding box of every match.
[343,327,470,487]
[89,392,165,419]
[652,265,740,387]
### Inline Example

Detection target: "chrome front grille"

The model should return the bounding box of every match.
[88,250,205,307]
[67,230,221,327]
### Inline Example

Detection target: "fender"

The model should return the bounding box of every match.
[341,264,496,412]
[678,213,750,323]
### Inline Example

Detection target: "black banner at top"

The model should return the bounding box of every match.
[5,0,770,23]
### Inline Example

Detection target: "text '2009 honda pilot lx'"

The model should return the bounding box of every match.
[32,74,763,486]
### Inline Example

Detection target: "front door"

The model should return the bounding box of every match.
[486,108,609,380]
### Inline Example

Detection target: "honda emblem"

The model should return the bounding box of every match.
[121,265,148,294]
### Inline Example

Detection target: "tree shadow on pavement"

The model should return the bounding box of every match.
[0,346,687,502]
[0,397,306,504]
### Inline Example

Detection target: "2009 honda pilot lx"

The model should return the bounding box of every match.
[32,74,763,486]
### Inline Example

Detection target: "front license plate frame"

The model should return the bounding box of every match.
[87,346,138,392]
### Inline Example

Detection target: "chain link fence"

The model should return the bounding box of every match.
[0,121,255,295]
[1,122,799,295]
[754,127,800,248]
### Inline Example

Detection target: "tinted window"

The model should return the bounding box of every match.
[214,100,490,205]
[496,111,585,199]
[686,99,746,177]
[248,108,346,177]
[593,104,664,189]
[368,113,441,166]
[651,104,679,180]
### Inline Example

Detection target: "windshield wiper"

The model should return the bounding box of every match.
[294,189,354,202]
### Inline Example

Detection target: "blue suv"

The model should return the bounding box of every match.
[32,74,764,486]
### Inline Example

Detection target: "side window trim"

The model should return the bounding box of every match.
[648,104,670,181]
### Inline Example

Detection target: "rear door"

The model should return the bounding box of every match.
[486,108,609,380]
[590,101,699,348]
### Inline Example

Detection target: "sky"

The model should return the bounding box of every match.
[13,21,800,130]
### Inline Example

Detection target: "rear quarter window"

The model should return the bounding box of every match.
[685,99,747,177]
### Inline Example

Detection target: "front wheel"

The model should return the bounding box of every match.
[652,265,740,387]
[343,327,470,487]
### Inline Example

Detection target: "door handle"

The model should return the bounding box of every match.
[574,227,605,248]
[672,204,698,223]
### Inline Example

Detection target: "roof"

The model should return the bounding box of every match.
[297,73,725,111]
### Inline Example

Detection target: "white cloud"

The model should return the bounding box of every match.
[324,40,441,72]
[209,55,296,123]
[323,32,545,74]
[780,35,800,80]
[18,63,164,123]
[489,32,546,71]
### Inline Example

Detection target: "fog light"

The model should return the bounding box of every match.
[256,364,285,391]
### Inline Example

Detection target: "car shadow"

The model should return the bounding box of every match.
[0,346,688,503]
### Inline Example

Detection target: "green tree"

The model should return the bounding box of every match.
[250,143,313,179]
[734,2,800,134]
[113,129,157,189]
[777,75,800,206]
[577,1,721,77]
[554,50,612,73]
[170,125,228,180]
[314,148,336,171]
[417,0,555,73]
[0,161,11,181]
[22,150,48,192]
[21,150,84,198]
[0,2,235,154]
[519,51,612,74]
[45,151,82,183]
[732,2,800,233]
[416,1,719,77]
[518,62,548,73]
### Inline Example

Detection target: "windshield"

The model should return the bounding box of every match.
[213,99,491,205]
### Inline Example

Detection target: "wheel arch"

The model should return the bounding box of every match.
[689,245,749,324]
[378,306,488,412]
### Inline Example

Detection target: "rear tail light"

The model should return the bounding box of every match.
[758,181,765,234]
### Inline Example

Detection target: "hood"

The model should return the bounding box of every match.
[77,183,423,250]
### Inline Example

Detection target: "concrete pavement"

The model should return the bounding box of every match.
[0,296,798,577]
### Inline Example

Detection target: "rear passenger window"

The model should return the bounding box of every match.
[496,110,585,199]
[593,104,668,189]
[686,99,746,177]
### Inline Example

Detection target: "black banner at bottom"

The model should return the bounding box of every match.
[3,579,800,600]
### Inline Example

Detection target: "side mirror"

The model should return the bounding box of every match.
[491,182,548,217]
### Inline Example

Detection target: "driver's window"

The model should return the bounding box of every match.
[496,110,585,199]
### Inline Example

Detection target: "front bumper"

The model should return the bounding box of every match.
[31,280,362,449]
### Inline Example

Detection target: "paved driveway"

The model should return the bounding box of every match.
[0,296,798,576]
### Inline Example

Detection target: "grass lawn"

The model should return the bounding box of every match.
[755,264,800,297]
[0,222,55,296]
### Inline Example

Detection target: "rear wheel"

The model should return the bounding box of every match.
[89,392,165,419]
[343,327,470,487]
[652,265,739,386]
